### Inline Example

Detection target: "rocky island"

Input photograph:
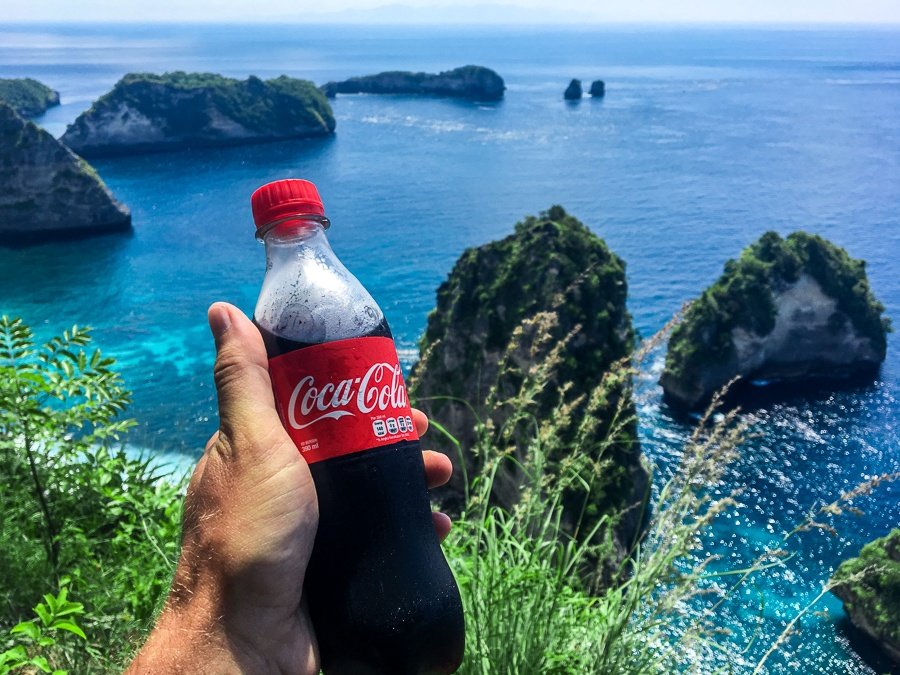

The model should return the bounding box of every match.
[661,231,889,408]
[832,528,900,664]
[321,65,505,100]
[61,72,335,157]
[409,206,648,551]
[564,79,583,100]
[590,80,606,97]
[0,102,130,242]
[0,78,60,118]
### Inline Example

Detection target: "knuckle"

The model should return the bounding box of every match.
[213,348,253,391]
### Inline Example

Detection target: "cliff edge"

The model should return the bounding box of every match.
[0,103,130,242]
[832,529,900,665]
[662,231,889,408]
[409,206,647,551]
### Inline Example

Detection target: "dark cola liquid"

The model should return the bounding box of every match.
[257,320,465,675]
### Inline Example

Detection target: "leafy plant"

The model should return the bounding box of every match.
[0,581,86,675]
[0,317,134,573]
[0,317,185,670]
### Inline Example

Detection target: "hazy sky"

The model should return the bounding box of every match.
[5,0,900,24]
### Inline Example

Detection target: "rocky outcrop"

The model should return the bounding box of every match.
[832,529,900,664]
[564,79,582,100]
[0,78,60,117]
[321,65,505,100]
[61,72,335,157]
[589,80,605,97]
[0,102,130,242]
[661,231,889,408]
[409,206,647,552]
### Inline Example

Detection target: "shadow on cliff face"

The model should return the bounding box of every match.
[77,133,337,164]
[0,221,133,249]
[837,614,900,675]
[661,367,883,419]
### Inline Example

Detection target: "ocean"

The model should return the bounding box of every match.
[1,22,898,673]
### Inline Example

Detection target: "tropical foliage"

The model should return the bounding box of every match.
[0,316,893,672]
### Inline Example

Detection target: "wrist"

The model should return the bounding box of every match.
[127,573,277,674]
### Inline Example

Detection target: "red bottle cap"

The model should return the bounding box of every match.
[251,179,326,229]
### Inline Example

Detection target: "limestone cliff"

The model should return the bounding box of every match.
[409,206,647,550]
[321,65,505,100]
[662,231,889,408]
[0,78,60,118]
[832,529,900,664]
[62,72,335,157]
[0,102,130,242]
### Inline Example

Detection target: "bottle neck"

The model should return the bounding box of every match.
[257,214,330,244]
[260,218,333,276]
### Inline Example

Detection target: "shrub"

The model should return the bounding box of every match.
[0,317,185,671]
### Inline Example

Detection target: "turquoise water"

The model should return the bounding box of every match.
[1,23,898,673]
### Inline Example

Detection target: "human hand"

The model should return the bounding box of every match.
[127,302,453,674]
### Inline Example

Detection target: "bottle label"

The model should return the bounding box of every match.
[268,337,419,463]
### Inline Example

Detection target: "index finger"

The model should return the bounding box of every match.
[412,408,428,436]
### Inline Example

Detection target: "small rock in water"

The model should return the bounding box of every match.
[589,80,605,97]
[564,79,582,100]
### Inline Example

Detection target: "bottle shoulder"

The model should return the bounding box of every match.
[254,230,387,346]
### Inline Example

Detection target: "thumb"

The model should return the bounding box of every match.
[208,302,285,449]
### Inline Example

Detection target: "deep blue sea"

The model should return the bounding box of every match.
[1,23,898,673]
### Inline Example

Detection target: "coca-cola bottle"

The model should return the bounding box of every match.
[250,179,465,674]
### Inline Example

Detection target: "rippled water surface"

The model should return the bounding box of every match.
[1,23,898,673]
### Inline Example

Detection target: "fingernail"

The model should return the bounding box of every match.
[208,304,232,341]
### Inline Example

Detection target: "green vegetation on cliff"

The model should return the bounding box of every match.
[422,205,632,358]
[411,206,644,551]
[321,65,505,100]
[61,72,334,155]
[116,72,333,135]
[0,78,59,118]
[832,529,900,662]
[664,231,889,404]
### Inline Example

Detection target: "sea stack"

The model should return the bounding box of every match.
[564,79,583,100]
[0,78,60,118]
[409,206,647,553]
[61,72,335,157]
[832,529,900,665]
[0,102,130,242]
[661,231,889,408]
[321,65,505,101]
[590,80,606,97]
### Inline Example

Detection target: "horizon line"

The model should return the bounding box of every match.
[4,18,900,27]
